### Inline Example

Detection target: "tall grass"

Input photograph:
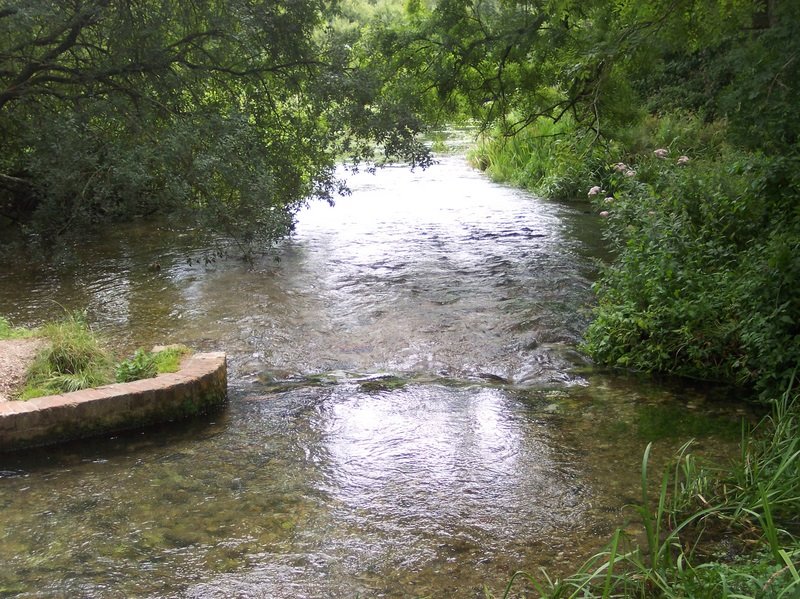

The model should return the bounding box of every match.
[20,311,114,399]
[468,116,607,201]
[6,312,191,399]
[488,382,800,598]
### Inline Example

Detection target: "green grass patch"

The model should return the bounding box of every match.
[468,115,608,201]
[0,316,33,340]
[21,312,114,399]
[5,312,194,399]
[152,345,191,373]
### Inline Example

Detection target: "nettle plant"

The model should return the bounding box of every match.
[115,349,157,383]
[115,346,190,383]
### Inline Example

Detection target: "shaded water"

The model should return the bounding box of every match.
[0,156,747,597]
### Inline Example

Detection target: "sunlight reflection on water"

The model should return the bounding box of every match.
[0,154,747,598]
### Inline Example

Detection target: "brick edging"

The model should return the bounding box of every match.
[0,352,227,452]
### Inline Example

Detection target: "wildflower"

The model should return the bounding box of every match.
[588,185,602,197]
[599,211,610,218]
[654,148,669,159]
[612,162,628,173]
[625,169,636,177]
[677,155,690,166]
[604,196,614,204]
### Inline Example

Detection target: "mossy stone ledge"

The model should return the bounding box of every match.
[0,352,227,452]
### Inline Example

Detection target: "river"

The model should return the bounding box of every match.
[0,154,746,597]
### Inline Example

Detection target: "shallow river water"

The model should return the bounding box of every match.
[0,155,747,597]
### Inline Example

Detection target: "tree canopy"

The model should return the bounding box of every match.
[0,0,430,250]
[351,0,764,135]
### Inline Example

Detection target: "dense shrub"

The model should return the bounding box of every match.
[584,144,800,397]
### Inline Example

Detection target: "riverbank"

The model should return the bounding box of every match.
[484,380,800,597]
[471,111,800,597]
[0,338,44,401]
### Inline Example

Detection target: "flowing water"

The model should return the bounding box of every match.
[0,154,748,597]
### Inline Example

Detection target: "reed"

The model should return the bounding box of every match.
[488,381,800,598]
[469,116,605,201]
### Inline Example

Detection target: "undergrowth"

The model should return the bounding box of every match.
[0,316,33,340]
[115,345,190,383]
[3,312,192,399]
[469,116,608,201]
[487,381,800,599]
[20,312,114,399]
[582,132,800,398]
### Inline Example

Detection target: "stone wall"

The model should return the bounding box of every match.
[0,352,227,452]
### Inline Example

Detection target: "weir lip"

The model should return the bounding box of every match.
[0,352,227,452]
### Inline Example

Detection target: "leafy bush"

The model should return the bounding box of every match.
[584,139,800,397]
[115,345,191,383]
[115,349,157,383]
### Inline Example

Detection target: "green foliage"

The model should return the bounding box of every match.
[152,345,190,374]
[731,381,800,525]
[10,312,193,396]
[469,116,609,200]
[22,312,113,399]
[719,3,800,153]
[583,141,800,396]
[359,0,757,137]
[115,349,157,383]
[582,8,800,398]
[0,316,31,340]
[115,345,190,383]
[0,0,431,252]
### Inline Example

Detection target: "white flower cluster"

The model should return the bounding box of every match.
[613,162,636,177]
[655,148,690,166]
[589,185,614,218]
[590,151,692,222]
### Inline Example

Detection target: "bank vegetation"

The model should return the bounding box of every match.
[2,0,799,595]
